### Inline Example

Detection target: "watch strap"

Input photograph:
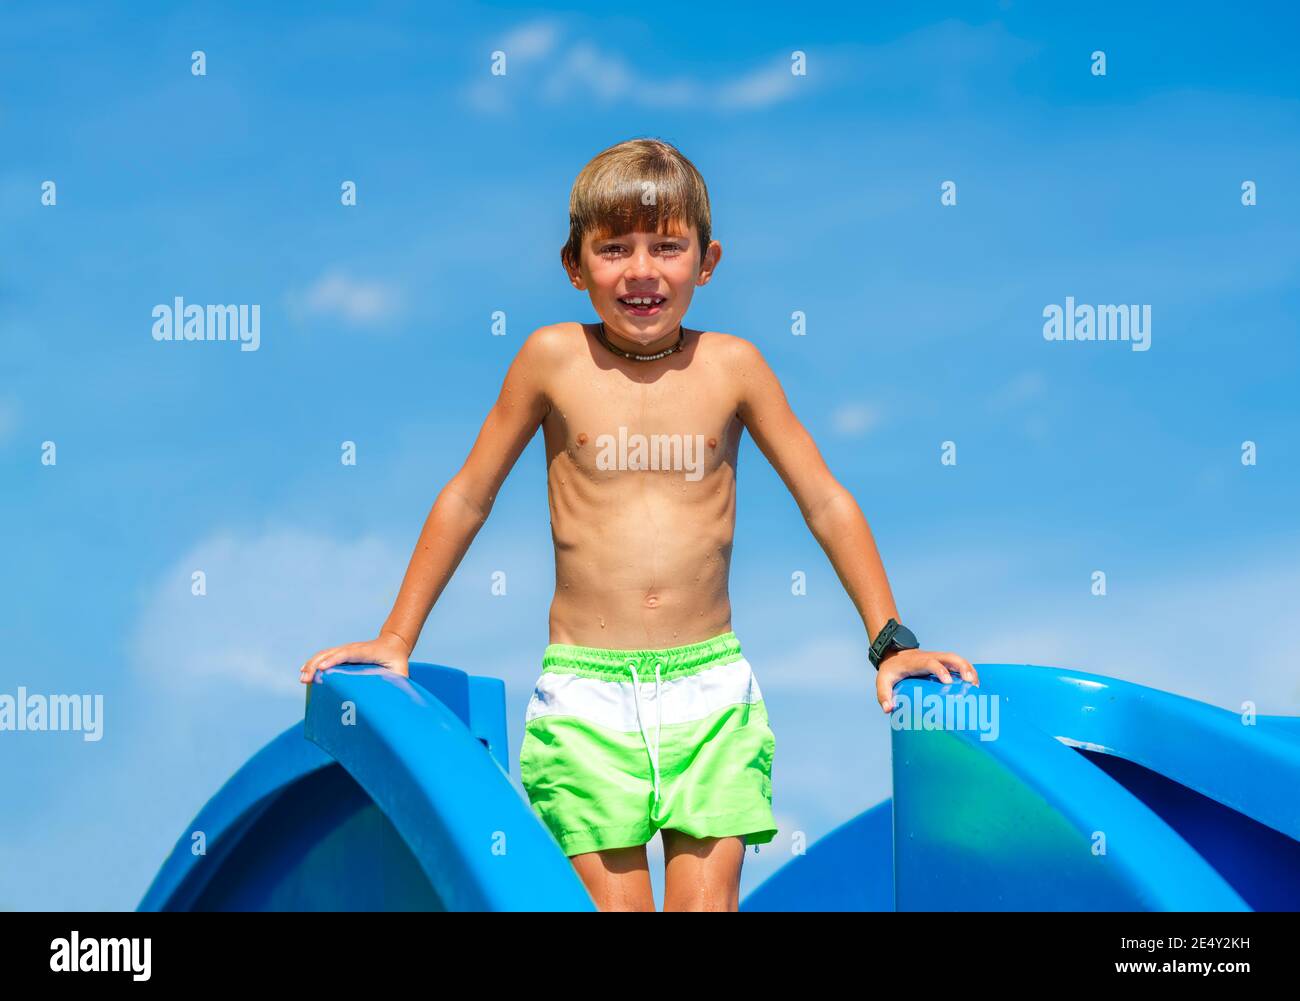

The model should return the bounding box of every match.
[870,618,919,670]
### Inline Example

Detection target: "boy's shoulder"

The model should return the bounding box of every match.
[689,329,769,375]
[520,322,577,353]
[702,329,762,358]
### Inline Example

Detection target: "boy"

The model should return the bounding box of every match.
[299,138,977,911]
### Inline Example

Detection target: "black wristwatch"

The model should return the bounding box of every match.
[869,618,919,670]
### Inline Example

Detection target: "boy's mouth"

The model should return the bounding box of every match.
[617,294,666,317]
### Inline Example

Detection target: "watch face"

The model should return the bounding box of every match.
[893,625,919,648]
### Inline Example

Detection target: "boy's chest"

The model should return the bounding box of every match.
[545,373,742,480]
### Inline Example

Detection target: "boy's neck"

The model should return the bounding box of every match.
[597,321,685,361]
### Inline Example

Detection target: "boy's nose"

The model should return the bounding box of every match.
[624,250,658,278]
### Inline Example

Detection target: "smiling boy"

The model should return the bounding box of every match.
[299,137,977,911]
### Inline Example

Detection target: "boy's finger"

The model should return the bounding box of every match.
[308,646,350,677]
[930,659,954,684]
[325,643,373,672]
[939,652,978,683]
[318,648,352,672]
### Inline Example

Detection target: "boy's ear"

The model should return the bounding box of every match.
[696,240,723,285]
[562,251,588,290]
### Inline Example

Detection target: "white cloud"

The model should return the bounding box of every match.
[464,25,808,113]
[466,19,1034,116]
[130,528,407,697]
[464,79,508,115]
[127,515,563,703]
[716,60,803,110]
[988,371,1047,411]
[289,269,402,326]
[499,19,561,62]
[540,41,638,104]
[466,19,565,112]
[830,401,880,436]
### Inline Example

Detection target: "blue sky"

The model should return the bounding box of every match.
[2,1,1298,909]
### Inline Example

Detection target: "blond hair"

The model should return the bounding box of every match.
[560,138,712,272]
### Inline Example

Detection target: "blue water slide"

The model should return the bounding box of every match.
[138,663,595,911]
[744,664,1300,911]
[141,661,1300,911]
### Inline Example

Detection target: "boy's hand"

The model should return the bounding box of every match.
[299,631,411,684]
[875,648,978,714]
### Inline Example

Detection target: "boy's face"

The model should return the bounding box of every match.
[566,223,722,350]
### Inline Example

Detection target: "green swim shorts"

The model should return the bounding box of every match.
[518,630,778,857]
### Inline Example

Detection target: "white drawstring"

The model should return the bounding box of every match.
[627,658,665,805]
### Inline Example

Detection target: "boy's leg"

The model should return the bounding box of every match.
[569,844,656,911]
[661,829,745,912]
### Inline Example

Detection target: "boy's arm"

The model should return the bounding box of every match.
[378,326,557,652]
[301,326,556,682]
[732,338,976,704]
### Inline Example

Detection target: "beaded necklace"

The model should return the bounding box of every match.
[596,321,685,362]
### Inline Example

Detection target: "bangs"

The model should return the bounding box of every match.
[561,139,711,270]
[577,175,699,242]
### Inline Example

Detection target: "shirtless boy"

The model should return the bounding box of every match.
[299,138,978,912]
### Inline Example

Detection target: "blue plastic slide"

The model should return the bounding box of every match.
[140,662,1300,911]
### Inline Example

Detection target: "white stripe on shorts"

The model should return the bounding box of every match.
[524,656,764,733]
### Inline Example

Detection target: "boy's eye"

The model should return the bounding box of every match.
[599,243,683,256]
